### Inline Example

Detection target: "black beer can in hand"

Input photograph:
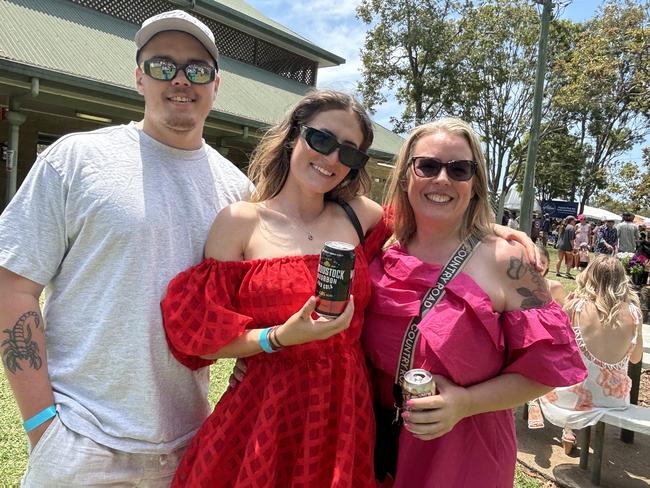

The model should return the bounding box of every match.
[315,241,356,318]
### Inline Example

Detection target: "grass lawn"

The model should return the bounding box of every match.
[1,244,574,487]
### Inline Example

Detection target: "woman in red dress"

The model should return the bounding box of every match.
[161,90,386,487]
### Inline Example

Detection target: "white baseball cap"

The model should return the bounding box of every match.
[135,10,219,66]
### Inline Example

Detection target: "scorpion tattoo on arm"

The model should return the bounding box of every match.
[2,311,43,374]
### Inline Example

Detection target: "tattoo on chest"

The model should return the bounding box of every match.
[1,311,43,374]
[507,256,550,309]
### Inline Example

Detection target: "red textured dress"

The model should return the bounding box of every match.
[161,222,388,488]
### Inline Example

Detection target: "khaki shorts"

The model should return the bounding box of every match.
[21,416,185,488]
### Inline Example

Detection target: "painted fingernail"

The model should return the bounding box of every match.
[401,411,409,420]
[406,400,414,407]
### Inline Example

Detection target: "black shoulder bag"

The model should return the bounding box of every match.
[374,234,481,482]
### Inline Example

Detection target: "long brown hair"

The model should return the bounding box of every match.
[248,89,373,203]
[383,117,494,245]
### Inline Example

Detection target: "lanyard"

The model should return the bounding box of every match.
[392,234,481,411]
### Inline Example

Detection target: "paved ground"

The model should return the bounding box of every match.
[516,324,650,487]
[516,406,649,487]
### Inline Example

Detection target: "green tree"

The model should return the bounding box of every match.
[594,149,650,215]
[357,0,575,217]
[552,0,650,210]
[356,0,467,133]
[511,127,589,205]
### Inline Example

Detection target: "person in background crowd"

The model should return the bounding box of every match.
[637,224,650,260]
[531,213,542,243]
[577,242,590,271]
[0,10,252,486]
[556,216,576,279]
[574,214,591,250]
[502,209,511,227]
[541,213,552,247]
[595,218,618,255]
[508,210,519,230]
[540,255,643,454]
[616,211,640,253]
[591,220,603,250]
[361,118,586,487]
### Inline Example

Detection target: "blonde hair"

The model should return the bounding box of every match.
[565,255,640,328]
[248,89,373,203]
[383,117,494,245]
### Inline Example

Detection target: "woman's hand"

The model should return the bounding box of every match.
[228,358,247,388]
[493,223,542,270]
[401,376,471,441]
[275,296,354,347]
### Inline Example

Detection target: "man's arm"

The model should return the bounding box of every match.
[0,267,54,447]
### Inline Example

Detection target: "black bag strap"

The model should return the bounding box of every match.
[338,201,365,245]
[392,233,481,409]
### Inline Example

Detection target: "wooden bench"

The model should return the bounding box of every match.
[578,404,650,485]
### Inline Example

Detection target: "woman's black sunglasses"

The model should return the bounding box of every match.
[299,126,369,170]
[410,157,478,182]
[142,58,217,84]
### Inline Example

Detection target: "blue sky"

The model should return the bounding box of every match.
[246,0,646,163]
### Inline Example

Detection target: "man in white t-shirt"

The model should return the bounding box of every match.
[0,10,252,486]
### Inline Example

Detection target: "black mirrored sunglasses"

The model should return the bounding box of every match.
[300,126,369,170]
[410,157,477,182]
[142,58,217,85]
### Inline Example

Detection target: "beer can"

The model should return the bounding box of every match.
[402,369,436,403]
[315,241,356,318]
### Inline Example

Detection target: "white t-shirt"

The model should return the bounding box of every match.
[0,123,252,453]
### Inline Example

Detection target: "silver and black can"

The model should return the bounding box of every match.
[402,369,436,403]
[315,241,356,318]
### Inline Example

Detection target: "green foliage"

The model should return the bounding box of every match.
[593,151,650,215]
[456,0,542,200]
[357,0,650,214]
[511,126,589,203]
[551,0,650,208]
[356,0,469,132]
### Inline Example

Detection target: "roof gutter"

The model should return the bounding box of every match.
[4,77,39,206]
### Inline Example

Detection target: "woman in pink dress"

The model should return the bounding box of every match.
[362,118,587,487]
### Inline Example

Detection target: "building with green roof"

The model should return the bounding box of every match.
[0,0,402,209]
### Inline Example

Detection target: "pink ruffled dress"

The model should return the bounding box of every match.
[362,244,587,487]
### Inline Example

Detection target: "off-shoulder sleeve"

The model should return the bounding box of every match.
[501,301,587,387]
[161,259,253,370]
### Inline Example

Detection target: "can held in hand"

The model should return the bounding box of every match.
[315,241,355,318]
[402,369,436,403]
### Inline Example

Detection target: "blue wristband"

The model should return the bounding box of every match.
[259,327,276,353]
[23,405,57,433]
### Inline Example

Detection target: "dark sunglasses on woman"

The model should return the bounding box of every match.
[410,157,478,182]
[142,58,217,84]
[299,126,369,170]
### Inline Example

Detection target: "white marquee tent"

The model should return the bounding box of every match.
[581,205,622,222]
